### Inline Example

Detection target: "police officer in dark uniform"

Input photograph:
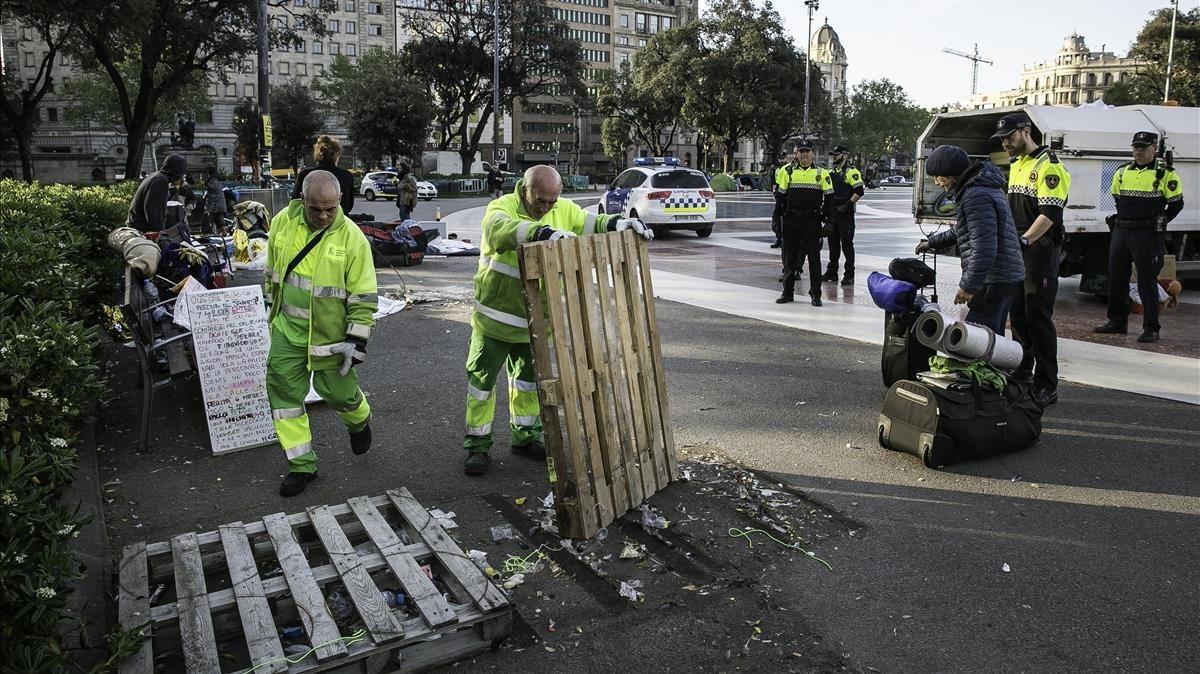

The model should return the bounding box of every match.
[770,152,785,249]
[822,144,865,285]
[992,112,1071,407]
[1094,131,1185,343]
[776,140,834,306]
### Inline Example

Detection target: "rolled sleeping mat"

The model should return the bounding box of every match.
[942,321,1024,371]
[913,309,957,349]
[107,226,161,277]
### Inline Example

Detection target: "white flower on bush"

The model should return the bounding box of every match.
[66,358,77,367]
[57,524,76,536]
[36,587,57,600]
[15,553,26,563]
[1,490,15,505]
[0,398,8,423]
[30,388,52,400]
[49,437,68,448]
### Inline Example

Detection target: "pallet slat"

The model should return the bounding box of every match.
[262,512,348,662]
[170,533,221,674]
[117,543,152,674]
[535,244,599,536]
[346,496,458,629]
[557,239,616,529]
[624,231,671,489]
[307,505,404,645]
[219,523,287,674]
[637,237,679,480]
[609,232,659,497]
[387,488,509,613]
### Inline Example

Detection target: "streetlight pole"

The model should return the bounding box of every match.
[492,0,501,169]
[802,0,819,135]
[1164,0,1178,103]
[257,0,271,186]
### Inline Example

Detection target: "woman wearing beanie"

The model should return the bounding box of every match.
[293,135,356,215]
[916,145,1024,334]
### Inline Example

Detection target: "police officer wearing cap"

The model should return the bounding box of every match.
[992,112,1071,407]
[1094,131,1185,343]
[822,144,865,285]
[776,140,834,306]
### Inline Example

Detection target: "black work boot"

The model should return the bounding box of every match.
[464,452,491,476]
[775,294,794,304]
[821,269,838,282]
[349,423,372,455]
[841,274,854,286]
[770,239,782,249]
[279,471,317,497]
[1031,386,1058,408]
[512,440,547,460]
[811,295,823,307]
[1137,330,1159,343]
[1092,321,1128,335]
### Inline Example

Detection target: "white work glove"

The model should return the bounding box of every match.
[533,226,577,242]
[328,341,366,376]
[611,217,654,240]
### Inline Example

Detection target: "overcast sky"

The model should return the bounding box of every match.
[699,0,1187,107]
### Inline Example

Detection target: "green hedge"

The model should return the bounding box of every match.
[0,178,136,671]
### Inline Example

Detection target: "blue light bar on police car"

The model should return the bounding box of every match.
[633,156,681,166]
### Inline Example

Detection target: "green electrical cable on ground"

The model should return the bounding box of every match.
[728,527,833,571]
[244,629,368,673]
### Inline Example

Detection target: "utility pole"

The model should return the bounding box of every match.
[257,0,272,186]
[802,0,818,135]
[942,44,993,95]
[492,0,501,170]
[1164,0,1178,103]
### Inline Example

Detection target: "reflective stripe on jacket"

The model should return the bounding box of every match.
[471,179,619,343]
[263,200,378,370]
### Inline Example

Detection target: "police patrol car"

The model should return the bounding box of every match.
[600,157,716,237]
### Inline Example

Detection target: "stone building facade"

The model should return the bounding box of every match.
[969,34,1140,109]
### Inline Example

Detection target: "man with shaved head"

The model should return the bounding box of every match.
[263,169,378,496]
[461,164,654,475]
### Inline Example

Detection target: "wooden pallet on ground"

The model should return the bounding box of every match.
[518,229,678,539]
[116,488,512,673]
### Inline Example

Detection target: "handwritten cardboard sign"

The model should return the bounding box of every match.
[186,286,277,455]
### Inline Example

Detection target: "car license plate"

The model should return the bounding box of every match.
[674,214,702,221]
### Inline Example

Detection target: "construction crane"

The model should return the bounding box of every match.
[943,44,993,95]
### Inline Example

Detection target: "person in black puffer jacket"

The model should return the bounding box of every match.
[917,145,1024,335]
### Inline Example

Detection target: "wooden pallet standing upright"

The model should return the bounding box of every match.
[519,230,678,539]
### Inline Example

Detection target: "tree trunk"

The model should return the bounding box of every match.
[123,124,152,180]
[16,131,35,182]
[723,137,738,173]
[458,146,476,176]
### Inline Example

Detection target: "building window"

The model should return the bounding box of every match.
[368,23,382,35]
[346,43,357,56]
[329,42,340,55]
[313,41,323,54]
[226,83,238,96]
[1103,72,1113,86]
[23,52,34,67]
[346,20,356,34]
[296,40,305,53]
[368,1,381,13]
[345,1,355,10]
[638,38,646,47]
[620,13,628,27]
[329,19,339,32]
[619,52,629,65]
[1086,73,1096,86]
[314,63,324,75]
[618,35,628,45]
[245,83,256,98]
[197,108,214,124]
[47,107,58,122]
[279,62,289,75]
[297,63,307,76]
[294,0,305,5]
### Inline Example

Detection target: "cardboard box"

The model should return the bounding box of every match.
[1131,254,1176,282]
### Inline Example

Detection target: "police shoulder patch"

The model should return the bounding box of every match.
[1044,174,1060,189]
[1168,179,1179,192]
[1028,169,1038,183]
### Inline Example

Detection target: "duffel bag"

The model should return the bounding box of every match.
[879,376,1041,467]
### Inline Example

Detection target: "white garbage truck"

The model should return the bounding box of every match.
[912,104,1199,293]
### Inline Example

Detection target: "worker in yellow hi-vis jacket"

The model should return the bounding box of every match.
[262,170,378,497]
[462,165,652,476]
